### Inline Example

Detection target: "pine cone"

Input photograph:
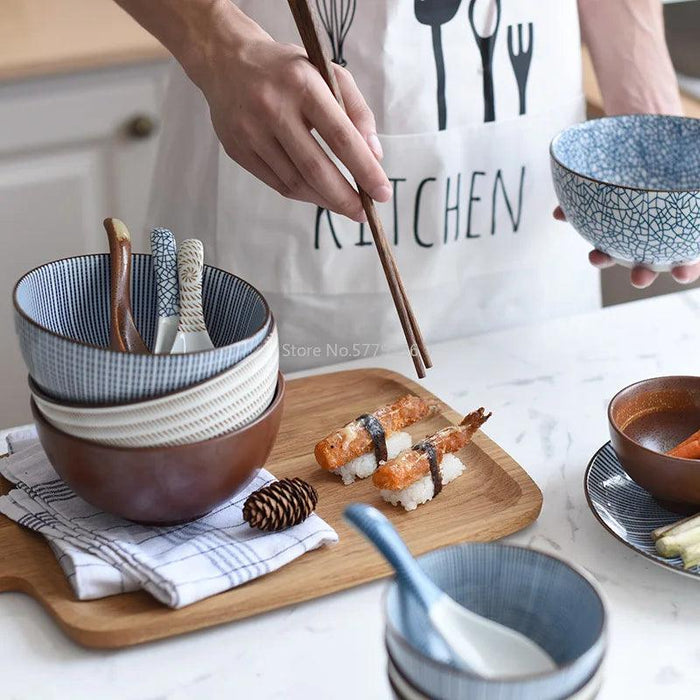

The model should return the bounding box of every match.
[243,478,318,532]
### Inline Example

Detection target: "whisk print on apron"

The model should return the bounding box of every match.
[148,0,600,371]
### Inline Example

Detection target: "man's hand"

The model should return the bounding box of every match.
[113,0,390,222]
[199,33,390,223]
[553,206,700,288]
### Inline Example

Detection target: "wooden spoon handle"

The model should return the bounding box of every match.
[104,218,149,354]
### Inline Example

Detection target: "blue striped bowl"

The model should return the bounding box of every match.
[385,544,607,700]
[13,254,271,404]
[551,115,700,271]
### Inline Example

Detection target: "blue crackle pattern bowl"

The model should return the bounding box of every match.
[551,115,700,271]
[384,544,607,700]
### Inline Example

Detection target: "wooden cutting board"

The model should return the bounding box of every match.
[0,368,542,649]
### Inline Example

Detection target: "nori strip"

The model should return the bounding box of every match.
[412,440,442,496]
[356,413,388,463]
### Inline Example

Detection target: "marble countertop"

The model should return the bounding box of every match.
[1,290,699,699]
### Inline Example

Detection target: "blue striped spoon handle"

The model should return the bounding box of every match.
[170,239,215,353]
[150,228,180,354]
[343,503,556,678]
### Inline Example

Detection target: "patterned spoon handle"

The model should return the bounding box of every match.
[150,228,180,319]
[177,239,208,334]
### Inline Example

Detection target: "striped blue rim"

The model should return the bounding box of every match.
[13,253,270,357]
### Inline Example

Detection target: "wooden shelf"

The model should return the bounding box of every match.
[0,0,167,82]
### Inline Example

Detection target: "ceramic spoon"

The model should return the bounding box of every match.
[150,227,180,354]
[344,504,556,678]
[103,218,149,354]
[170,239,215,354]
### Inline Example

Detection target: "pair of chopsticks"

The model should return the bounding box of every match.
[287,0,432,379]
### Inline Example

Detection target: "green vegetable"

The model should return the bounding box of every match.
[652,512,700,541]
[681,543,700,570]
[654,513,700,569]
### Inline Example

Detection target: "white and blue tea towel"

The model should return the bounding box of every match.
[0,430,338,608]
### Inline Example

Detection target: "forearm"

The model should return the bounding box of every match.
[578,0,682,115]
[113,0,268,89]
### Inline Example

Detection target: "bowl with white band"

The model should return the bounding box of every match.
[29,322,279,448]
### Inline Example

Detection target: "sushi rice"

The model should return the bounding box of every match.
[379,453,466,511]
[333,431,412,485]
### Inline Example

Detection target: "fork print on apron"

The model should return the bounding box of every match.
[149,0,599,372]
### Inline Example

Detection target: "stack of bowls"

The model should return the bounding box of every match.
[384,544,607,700]
[13,253,283,524]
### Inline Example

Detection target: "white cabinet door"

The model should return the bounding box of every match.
[0,62,167,427]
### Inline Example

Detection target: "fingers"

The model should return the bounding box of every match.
[630,266,658,289]
[276,115,367,222]
[302,71,391,203]
[671,262,700,284]
[588,250,615,269]
[233,148,296,200]
[250,133,338,211]
[553,206,566,222]
[334,65,383,161]
[589,249,658,288]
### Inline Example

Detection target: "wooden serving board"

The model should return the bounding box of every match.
[0,368,542,649]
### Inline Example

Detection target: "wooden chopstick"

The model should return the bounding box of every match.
[287,0,431,378]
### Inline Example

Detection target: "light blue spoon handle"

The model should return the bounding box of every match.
[150,228,180,319]
[344,503,443,610]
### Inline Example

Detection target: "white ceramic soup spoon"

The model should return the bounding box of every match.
[344,503,556,678]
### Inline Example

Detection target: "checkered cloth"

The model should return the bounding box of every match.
[0,430,338,608]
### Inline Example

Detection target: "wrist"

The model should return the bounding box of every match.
[178,0,270,93]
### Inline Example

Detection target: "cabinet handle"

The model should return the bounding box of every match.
[125,115,157,139]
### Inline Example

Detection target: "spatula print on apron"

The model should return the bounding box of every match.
[414,0,463,131]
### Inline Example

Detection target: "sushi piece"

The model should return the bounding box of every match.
[315,394,437,484]
[372,408,491,510]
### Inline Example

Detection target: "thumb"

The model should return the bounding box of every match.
[333,64,383,161]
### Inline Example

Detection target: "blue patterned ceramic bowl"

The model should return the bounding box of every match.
[551,115,700,271]
[385,544,607,700]
[14,254,271,404]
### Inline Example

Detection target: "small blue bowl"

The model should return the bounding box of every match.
[13,254,271,404]
[385,544,607,700]
[551,115,700,271]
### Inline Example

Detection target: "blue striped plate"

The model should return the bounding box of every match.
[585,442,700,579]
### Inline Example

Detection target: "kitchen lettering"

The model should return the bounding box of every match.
[314,165,526,250]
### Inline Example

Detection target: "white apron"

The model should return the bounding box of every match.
[149,0,599,371]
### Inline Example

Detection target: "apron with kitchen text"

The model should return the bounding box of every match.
[149,0,599,371]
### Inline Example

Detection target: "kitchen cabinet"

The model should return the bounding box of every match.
[0,61,167,426]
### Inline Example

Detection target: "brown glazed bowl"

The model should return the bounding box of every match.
[608,376,700,508]
[30,373,285,524]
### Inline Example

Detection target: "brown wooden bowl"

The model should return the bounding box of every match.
[30,374,285,524]
[608,376,700,509]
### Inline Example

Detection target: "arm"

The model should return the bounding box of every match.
[579,0,682,116]
[561,0,697,287]
[113,0,391,222]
